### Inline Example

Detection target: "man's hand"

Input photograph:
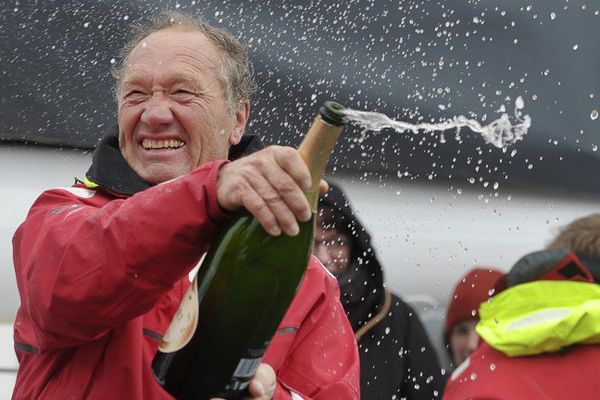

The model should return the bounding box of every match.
[217,145,313,236]
[212,363,276,400]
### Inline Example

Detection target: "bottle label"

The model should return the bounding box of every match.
[225,347,267,391]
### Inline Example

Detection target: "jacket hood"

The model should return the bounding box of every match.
[85,125,264,196]
[477,280,600,356]
[477,249,600,357]
[319,182,386,331]
[503,248,600,288]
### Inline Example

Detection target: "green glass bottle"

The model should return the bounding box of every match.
[152,101,347,400]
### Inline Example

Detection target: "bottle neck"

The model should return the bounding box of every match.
[298,114,345,212]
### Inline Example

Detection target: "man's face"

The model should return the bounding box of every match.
[449,319,480,366]
[314,223,352,276]
[117,29,248,184]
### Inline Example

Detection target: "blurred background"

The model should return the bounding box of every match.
[2,0,600,395]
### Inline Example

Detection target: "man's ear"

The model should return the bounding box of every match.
[229,100,250,146]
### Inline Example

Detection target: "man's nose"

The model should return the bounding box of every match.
[141,93,174,129]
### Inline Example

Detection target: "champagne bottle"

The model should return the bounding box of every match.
[152,101,347,400]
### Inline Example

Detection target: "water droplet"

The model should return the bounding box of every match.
[385,327,391,334]
[573,44,579,50]
[593,145,598,152]
[528,164,534,170]
[490,363,497,371]
[470,373,477,381]
[591,110,598,120]
[515,96,524,110]
[488,288,496,296]
[550,12,557,20]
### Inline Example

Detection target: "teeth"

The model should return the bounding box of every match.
[142,139,185,150]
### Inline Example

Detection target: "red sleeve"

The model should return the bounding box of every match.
[13,161,228,350]
[264,256,360,400]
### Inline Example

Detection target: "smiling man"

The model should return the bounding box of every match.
[11,11,359,400]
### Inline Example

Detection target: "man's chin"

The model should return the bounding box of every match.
[138,166,184,185]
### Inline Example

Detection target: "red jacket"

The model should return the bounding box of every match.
[12,161,359,399]
[442,342,600,400]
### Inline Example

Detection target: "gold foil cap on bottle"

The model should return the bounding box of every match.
[298,102,347,212]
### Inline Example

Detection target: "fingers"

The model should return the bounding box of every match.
[272,147,312,191]
[238,185,283,236]
[245,363,276,400]
[318,179,329,195]
[217,146,314,237]
[262,151,312,222]
[212,364,275,400]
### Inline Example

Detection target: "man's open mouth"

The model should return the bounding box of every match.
[142,139,185,150]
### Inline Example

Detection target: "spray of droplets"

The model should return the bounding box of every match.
[343,97,531,149]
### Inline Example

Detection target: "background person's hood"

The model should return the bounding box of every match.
[319,182,386,331]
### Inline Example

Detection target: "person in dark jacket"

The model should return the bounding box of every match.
[314,182,445,400]
[443,214,600,400]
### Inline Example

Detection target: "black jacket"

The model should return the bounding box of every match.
[320,183,445,400]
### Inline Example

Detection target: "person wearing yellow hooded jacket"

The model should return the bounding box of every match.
[443,214,600,400]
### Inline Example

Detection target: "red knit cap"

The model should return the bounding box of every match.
[444,267,504,342]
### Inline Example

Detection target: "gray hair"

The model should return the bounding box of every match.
[112,10,257,114]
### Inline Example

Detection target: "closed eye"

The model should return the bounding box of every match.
[173,89,196,96]
[171,89,197,102]
[124,90,148,102]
